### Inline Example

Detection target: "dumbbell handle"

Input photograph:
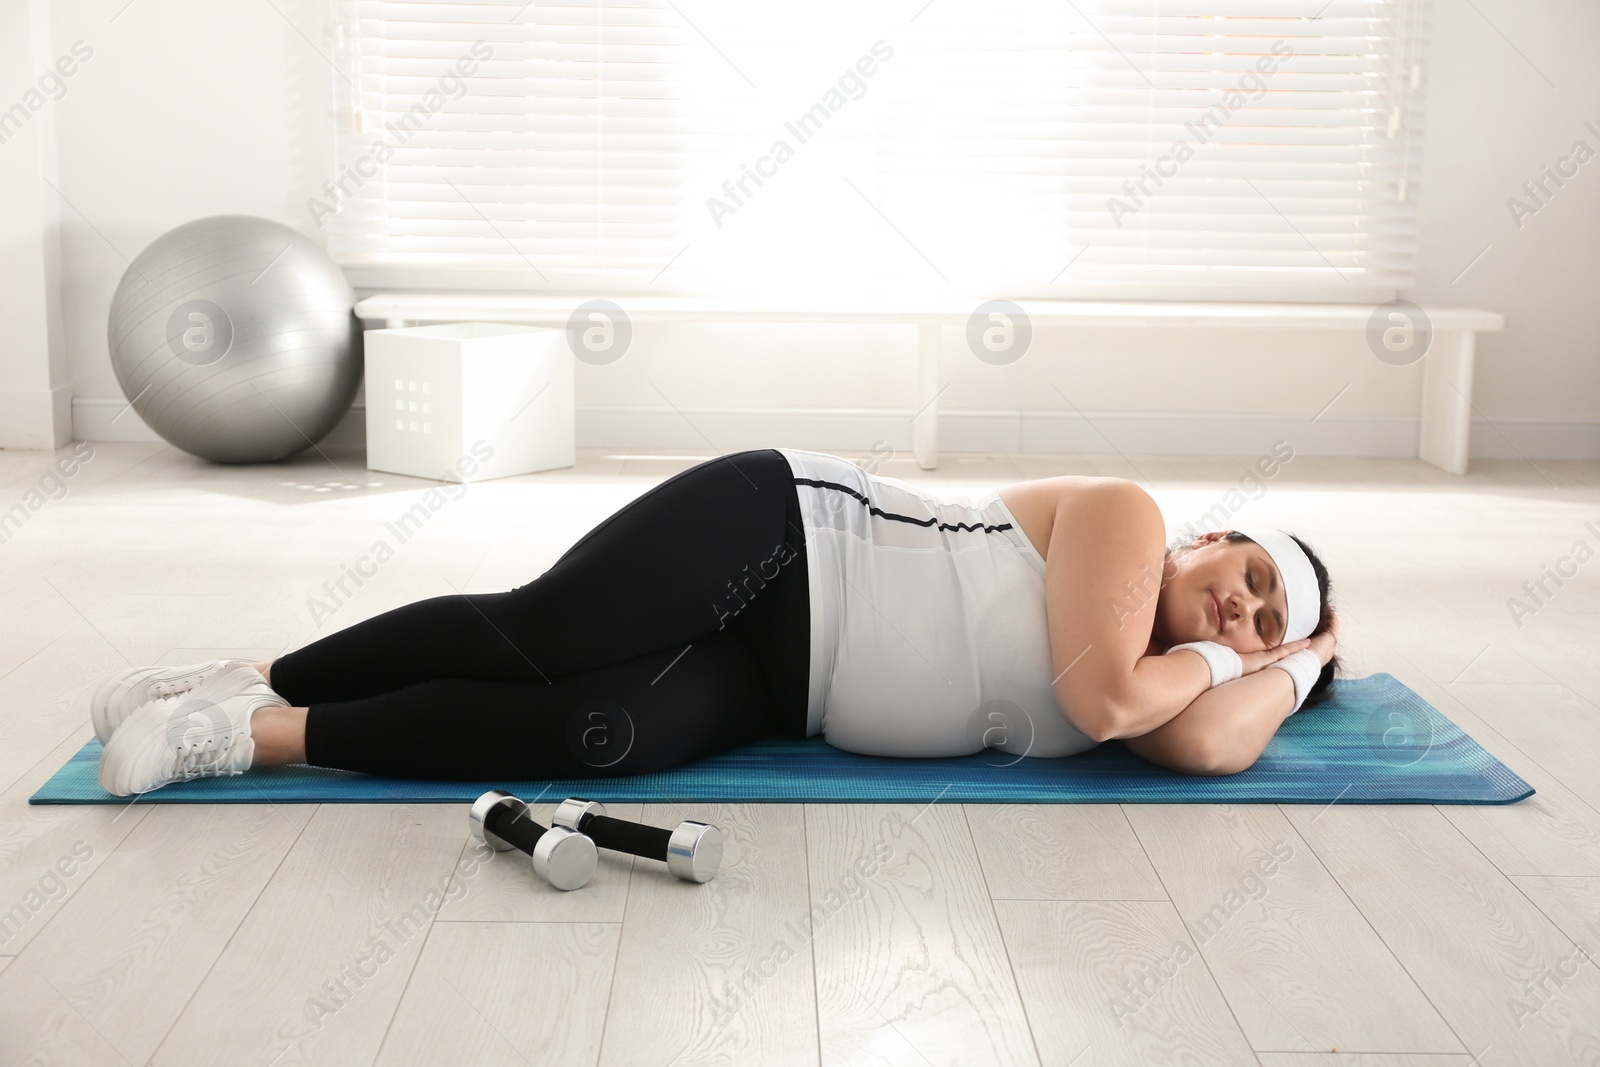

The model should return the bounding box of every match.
[553,799,722,882]
[572,813,673,861]
[484,803,556,855]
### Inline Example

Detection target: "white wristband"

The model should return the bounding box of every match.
[1269,649,1322,714]
[1164,640,1243,689]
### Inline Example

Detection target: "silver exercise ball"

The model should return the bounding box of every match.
[106,215,362,463]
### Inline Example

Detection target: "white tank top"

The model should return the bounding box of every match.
[776,448,1100,760]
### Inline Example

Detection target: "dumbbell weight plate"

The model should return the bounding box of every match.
[470,790,598,891]
[667,821,723,884]
[533,826,598,892]
[552,797,606,830]
[468,789,528,853]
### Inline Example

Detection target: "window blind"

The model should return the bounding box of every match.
[323,0,1430,300]
[322,0,691,281]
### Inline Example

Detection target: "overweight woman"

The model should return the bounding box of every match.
[93,448,1341,796]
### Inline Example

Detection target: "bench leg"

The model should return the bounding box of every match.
[1419,328,1475,475]
[914,322,940,469]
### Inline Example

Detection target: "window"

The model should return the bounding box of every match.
[323,0,1430,302]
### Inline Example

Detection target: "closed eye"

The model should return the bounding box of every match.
[1246,568,1262,637]
[1247,564,1284,645]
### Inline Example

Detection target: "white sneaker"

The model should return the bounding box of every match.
[97,663,286,796]
[90,659,258,744]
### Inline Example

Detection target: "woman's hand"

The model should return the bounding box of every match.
[1306,610,1340,667]
[1238,611,1340,676]
[1238,638,1313,677]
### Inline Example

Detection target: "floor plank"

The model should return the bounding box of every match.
[1506,876,1600,962]
[1283,804,1600,1064]
[151,804,463,1065]
[0,734,151,957]
[1123,803,1460,1053]
[997,898,1258,1065]
[81,593,240,667]
[965,803,1166,901]
[1427,700,1600,877]
[1444,682,1600,815]
[375,920,619,1067]
[0,577,83,683]
[0,802,315,1064]
[1320,624,1600,877]
[1256,1055,1477,1066]
[808,803,1039,1067]
[600,803,818,1066]
[0,621,141,797]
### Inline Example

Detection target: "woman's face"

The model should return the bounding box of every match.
[1154,532,1290,653]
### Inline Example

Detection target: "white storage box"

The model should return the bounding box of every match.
[363,322,574,482]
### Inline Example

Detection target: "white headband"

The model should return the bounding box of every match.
[1236,528,1321,643]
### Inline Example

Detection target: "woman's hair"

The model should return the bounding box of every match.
[1219,529,1338,708]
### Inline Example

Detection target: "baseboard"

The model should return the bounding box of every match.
[1462,417,1600,460]
[0,384,74,450]
[70,396,367,450]
[69,397,1600,460]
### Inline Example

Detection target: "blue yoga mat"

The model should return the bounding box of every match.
[30,673,1532,806]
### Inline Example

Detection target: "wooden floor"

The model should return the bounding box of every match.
[2,440,1600,1066]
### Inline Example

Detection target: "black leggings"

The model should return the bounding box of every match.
[268,449,811,780]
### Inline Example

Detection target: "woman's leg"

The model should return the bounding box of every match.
[252,704,307,763]
[268,626,785,780]
[266,448,804,706]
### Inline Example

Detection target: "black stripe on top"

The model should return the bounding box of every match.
[792,476,1016,534]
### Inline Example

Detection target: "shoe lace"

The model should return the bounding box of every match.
[173,732,235,779]
[152,663,231,699]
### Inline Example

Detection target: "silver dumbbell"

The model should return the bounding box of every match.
[468,789,597,891]
[551,798,723,883]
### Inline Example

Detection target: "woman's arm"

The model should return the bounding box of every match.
[1123,614,1340,775]
[1121,668,1296,775]
[1044,480,1217,741]
[1042,481,1308,741]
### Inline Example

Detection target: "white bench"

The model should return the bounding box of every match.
[352,295,1507,475]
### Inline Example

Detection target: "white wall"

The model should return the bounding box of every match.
[17,0,1600,458]
[0,0,71,449]
[1410,0,1600,456]
[45,0,325,442]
